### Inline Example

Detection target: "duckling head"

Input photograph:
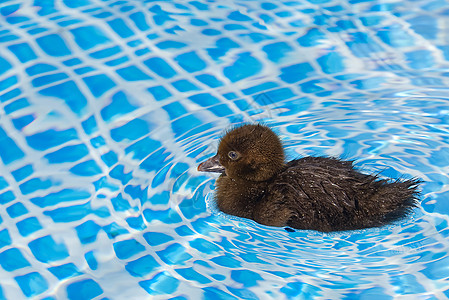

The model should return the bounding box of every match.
[198,124,285,182]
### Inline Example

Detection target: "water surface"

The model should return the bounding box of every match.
[0,0,449,299]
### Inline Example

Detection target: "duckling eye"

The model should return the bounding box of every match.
[228,151,239,160]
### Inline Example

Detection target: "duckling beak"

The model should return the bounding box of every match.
[198,154,225,173]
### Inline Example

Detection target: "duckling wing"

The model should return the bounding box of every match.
[283,157,363,209]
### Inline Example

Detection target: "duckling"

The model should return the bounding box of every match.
[198,124,419,232]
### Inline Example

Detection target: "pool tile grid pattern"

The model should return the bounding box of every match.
[1,0,449,299]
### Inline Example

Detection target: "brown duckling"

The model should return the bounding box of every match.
[198,124,419,232]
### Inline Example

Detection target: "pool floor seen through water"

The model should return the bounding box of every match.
[0,0,449,299]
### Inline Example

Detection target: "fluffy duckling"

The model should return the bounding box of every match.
[198,124,419,232]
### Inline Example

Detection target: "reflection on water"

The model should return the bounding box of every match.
[0,0,449,299]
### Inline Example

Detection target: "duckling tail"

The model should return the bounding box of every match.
[362,178,421,226]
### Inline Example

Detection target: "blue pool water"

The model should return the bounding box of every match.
[1,0,449,299]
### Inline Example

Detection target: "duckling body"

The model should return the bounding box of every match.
[198,124,419,232]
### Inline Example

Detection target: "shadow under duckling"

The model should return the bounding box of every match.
[198,124,420,232]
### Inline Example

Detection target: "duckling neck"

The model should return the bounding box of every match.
[215,176,268,219]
